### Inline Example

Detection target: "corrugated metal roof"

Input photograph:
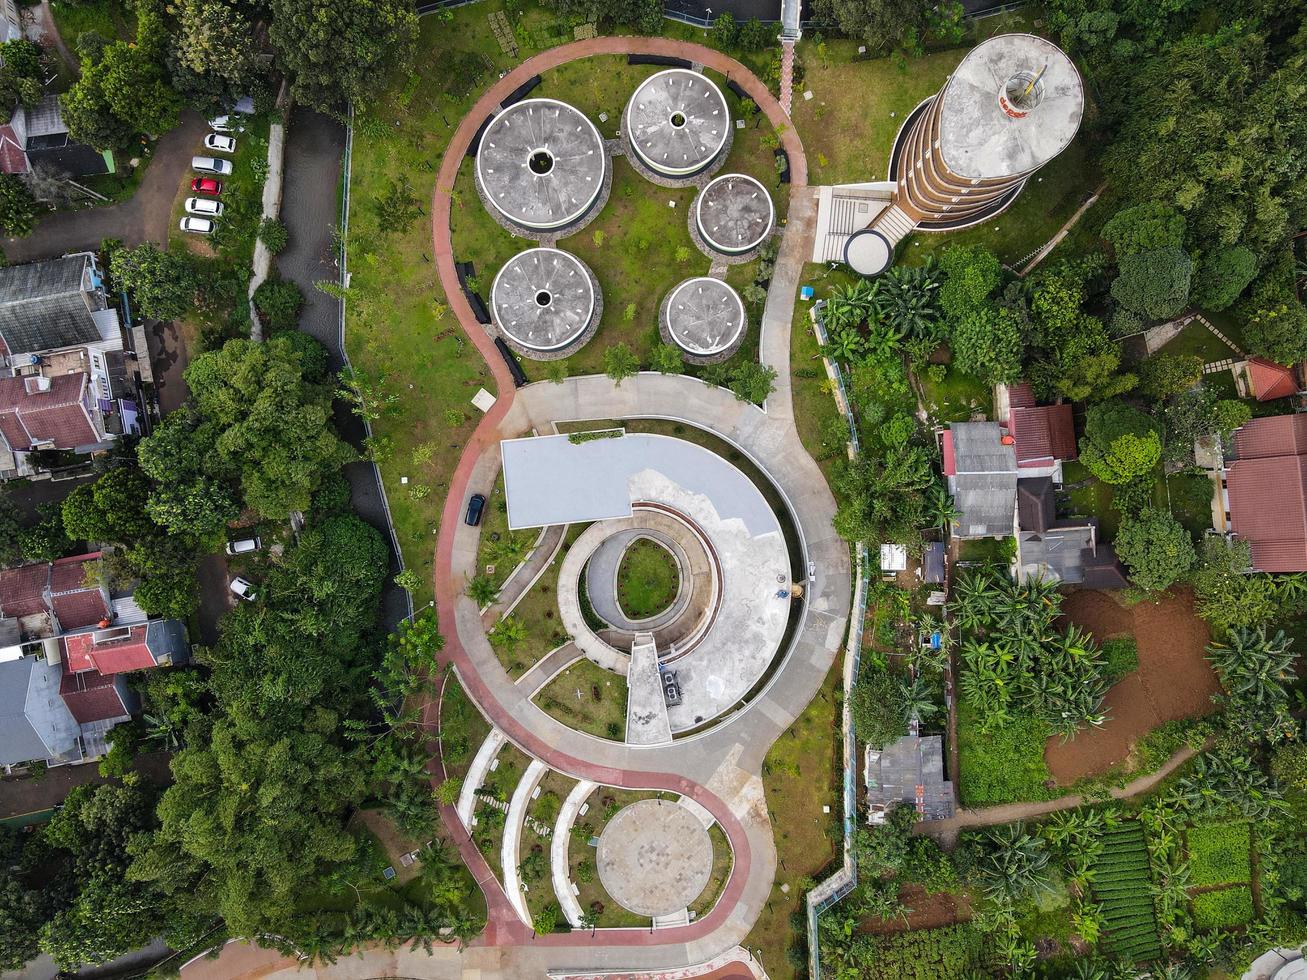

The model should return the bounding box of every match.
[954,471,1016,538]
[0,255,99,355]
[951,421,1016,473]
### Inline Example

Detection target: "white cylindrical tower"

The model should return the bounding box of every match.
[476,99,607,231]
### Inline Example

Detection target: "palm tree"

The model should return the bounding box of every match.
[141,712,181,751]
[488,615,527,650]
[978,824,1054,903]
[466,573,499,606]
[822,325,867,364]
[925,485,959,530]
[898,675,938,722]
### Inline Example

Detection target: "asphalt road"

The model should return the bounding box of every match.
[279,106,409,630]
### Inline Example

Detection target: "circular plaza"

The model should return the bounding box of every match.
[596,799,714,916]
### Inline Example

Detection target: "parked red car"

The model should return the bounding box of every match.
[190,176,223,195]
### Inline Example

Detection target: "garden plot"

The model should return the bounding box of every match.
[1090,822,1162,962]
[1185,820,1258,931]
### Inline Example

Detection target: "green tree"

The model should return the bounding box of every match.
[1114,507,1196,592]
[1101,202,1185,257]
[603,343,639,385]
[649,343,683,374]
[950,305,1024,385]
[1192,246,1258,311]
[62,466,156,543]
[0,40,47,116]
[172,0,261,95]
[1111,247,1193,321]
[849,669,906,749]
[1207,626,1298,741]
[833,443,936,546]
[65,37,181,147]
[109,244,198,320]
[807,0,951,53]
[269,0,418,113]
[253,278,305,330]
[974,824,1054,904]
[1137,353,1203,401]
[0,488,20,566]
[938,244,1001,319]
[713,10,739,46]
[137,410,239,540]
[0,174,37,237]
[1078,399,1163,485]
[1189,536,1273,632]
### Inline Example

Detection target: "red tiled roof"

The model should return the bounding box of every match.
[0,374,97,450]
[1007,382,1037,409]
[0,126,28,174]
[1246,357,1299,402]
[1009,403,1077,465]
[0,563,48,619]
[58,667,127,724]
[62,625,156,675]
[1231,414,1307,460]
[1226,454,1307,572]
[52,591,108,631]
[941,429,956,476]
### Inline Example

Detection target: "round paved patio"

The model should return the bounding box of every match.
[597,799,714,916]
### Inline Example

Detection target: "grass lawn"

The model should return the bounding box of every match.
[1166,472,1217,538]
[475,474,538,593]
[689,822,733,920]
[616,538,679,619]
[521,769,575,930]
[534,656,627,740]
[493,524,584,678]
[957,703,1057,807]
[790,270,847,487]
[1187,822,1252,888]
[744,657,841,980]
[472,741,534,883]
[439,669,492,783]
[956,537,1012,564]
[1157,320,1241,364]
[920,366,991,424]
[49,0,134,57]
[1192,885,1255,930]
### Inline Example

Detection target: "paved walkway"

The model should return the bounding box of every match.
[483,523,568,625]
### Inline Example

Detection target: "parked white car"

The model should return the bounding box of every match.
[208,114,235,132]
[229,577,258,601]
[179,216,214,235]
[185,196,224,217]
[204,133,236,153]
[192,155,232,175]
[225,536,262,556]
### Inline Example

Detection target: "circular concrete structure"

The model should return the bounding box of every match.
[476,99,607,230]
[596,799,713,916]
[844,229,892,276]
[660,277,746,363]
[695,174,774,256]
[490,248,600,358]
[625,69,729,178]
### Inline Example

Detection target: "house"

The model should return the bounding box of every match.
[944,386,1080,540]
[1222,414,1307,572]
[0,94,114,177]
[865,735,955,823]
[1016,477,1128,588]
[0,554,188,769]
[0,0,21,43]
[0,253,137,479]
[1245,357,1301,403]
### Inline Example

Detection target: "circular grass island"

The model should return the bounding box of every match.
[616,537,680,621]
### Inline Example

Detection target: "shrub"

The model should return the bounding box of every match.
[259,217,288,254]
[1192,246,1257,311]
[1102,637,1139,682]
[1115,507,1196,592]
[1111,247,1193,321]
[1186,821,1252,887]
[1101,202,1186,257]
[1137,353,1203,400]
[849,669,906,750]
[1079,399,1163,485]
[957,706,1055,807]
[253,277,304,330]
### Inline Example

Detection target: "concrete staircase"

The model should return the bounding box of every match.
[870,203,917,244]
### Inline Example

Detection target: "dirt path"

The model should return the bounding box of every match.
[917,743,1203,848]
[1043,588,1219,784]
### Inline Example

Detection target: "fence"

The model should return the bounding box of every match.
[803,300,869,980]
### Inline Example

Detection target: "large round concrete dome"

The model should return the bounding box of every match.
[663,277,746,359]
[695,174,773,256]
[625,69,729,177]
[490,248,598,356]
[938,34,1083,180]
[476,99,606,230]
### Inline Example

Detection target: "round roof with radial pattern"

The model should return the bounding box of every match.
[665,277,746,356]
[937,33,1083,180]
[476,99,606,229]
[490,248,597,352]
[626,69,729,176]
[695,173,774,255]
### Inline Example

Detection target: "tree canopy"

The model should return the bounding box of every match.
[1078,400,1163,485]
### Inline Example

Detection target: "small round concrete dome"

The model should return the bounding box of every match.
[938,34,1083,180]
[476,99,606,230]
[844,230,892,276]
[663,277,746,358]
[626,69,729,177]
[491,248,598,355]
[695,174,774,256]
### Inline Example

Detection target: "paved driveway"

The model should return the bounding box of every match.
[4,110,208,263]
[279,107,409,630]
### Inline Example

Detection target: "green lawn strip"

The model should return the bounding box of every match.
[569,787,676,928]
[49,0,135,56]
[520,769,576,931]
[475,473,538,592]
[689,822,733,920]
[439,669,492,784]
[920,365,991,424]
[1185,821,1253,888]
[472,742,534,883]
[1156,320,1240,363]
[1191,884,1255,930]
[957,702,1057,807]
[534,656,628,741]
[956,536,1013,565]
[494,524,584,679]
[1165,471,1216,538]
[743,658,840,980]
[789,274,846,488]
[616,537,679,619]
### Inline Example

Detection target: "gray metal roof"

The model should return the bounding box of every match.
[938,34,1084,180]
[696,173,773,254]
[20,94,66,139]
[664,277,745,355]
[0,656,79,766]
[145,619,190,665]
[490,248,596,352]
[866,735,955,821]
[952,421,1015,473]
[954,472,1017,538]
[0,255,99,356]
[626,69,728,176]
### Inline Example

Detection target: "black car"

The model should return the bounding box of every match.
[464,493,486,526]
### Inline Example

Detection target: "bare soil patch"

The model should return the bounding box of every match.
[859,884,972,935]
[1044,587,1220,784]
